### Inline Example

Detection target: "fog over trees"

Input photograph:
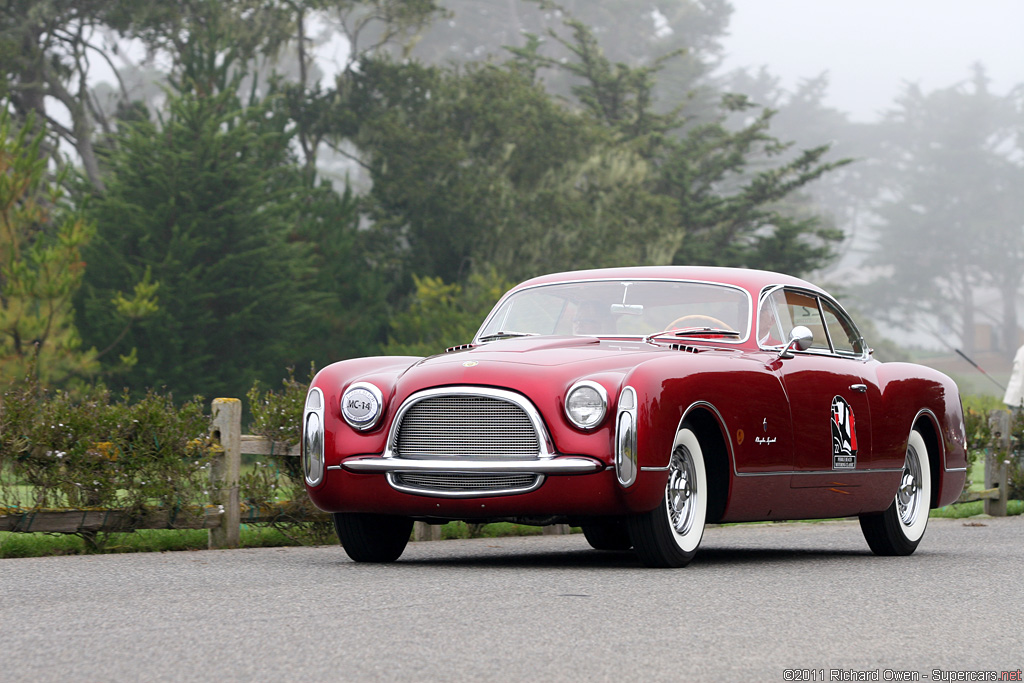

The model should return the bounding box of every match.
[729,57,1024,365]
[2,0,1021,398]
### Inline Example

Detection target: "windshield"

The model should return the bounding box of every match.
[476,280,751,342]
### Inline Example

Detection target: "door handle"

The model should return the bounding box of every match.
[849,384,867,393]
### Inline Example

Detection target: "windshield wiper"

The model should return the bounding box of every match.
[477,331,539,343]
[645,327,741,343]
[670,328,741,337]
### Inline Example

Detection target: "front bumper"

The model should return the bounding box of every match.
[308,459,666,518]
[332,456,603,499]
[337,456,603,475]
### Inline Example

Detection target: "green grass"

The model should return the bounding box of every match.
[930,499,1024,518]
[440,521,551,539]
[0,525,300,559]
[0,521,560,559]
[3,505,1018,560]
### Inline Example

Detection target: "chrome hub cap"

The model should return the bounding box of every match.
[667,446,697,536]
[897,446,922,526]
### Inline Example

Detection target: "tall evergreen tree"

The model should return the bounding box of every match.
[344,17,847,288]
[74,78,323,399]
[865,67,1024,356]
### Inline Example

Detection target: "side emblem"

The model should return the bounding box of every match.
[831,396,858,469]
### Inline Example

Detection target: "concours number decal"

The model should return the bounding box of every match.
[831,395,858,469]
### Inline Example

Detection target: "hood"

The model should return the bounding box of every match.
[427,335,651,368]
[385,336,679,400]
[319,335,735,409]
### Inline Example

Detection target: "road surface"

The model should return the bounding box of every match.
[2,517,1021,682]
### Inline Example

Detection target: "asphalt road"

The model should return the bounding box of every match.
[2,517,1022,682]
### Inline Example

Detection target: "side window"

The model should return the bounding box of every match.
[820,299,864,356]
[762,287,867,356]
[757,293,787,347]
[779,290,830,352]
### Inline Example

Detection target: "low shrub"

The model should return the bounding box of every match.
[0,375,212,513]
[244,366,333,545]
[0,374,214,550]
[961,396,1024,502]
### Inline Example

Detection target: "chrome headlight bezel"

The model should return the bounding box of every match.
[303,387,325,486]
[340,382,385,431]
[564,380,608,430]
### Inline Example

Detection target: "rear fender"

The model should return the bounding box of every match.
[874,363,968,507]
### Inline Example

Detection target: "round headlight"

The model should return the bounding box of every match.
[341,382,384,430]
[565,381,608,430]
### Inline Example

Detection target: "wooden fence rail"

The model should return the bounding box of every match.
[0,398,314,545]
[0,403,1015,547]
[0,398,443,547]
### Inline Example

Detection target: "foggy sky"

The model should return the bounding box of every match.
[719,0,1024,121]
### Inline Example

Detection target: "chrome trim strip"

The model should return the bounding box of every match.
[756,285,870,361]
[912,408,947,471]
[640,466,669,472]
[615,386,639,486]
[791,467,904,476]
[302,387,325,486]
[337,456,602,474]
[383,386,556,459]
[386,472,544,498]
[682,401,737,476]
[735,467,905,477]
[474,277,754,346]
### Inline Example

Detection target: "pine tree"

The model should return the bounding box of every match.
[75,82,322,400]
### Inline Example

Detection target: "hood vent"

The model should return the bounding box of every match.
[669,344,703,353]
[445,343,474,353]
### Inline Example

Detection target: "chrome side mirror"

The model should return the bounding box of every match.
[779,325,813,359]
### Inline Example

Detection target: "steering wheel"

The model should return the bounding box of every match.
[664,314,734,332]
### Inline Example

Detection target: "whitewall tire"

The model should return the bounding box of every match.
[628,425,708,567]
[859,428,932,556]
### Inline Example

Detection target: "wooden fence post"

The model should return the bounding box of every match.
[413,521,442,541]
[209,398,242,548]
[985,410,1010,517]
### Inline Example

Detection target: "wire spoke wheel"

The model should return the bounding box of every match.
[667,446,699,537]
[897,446,924,525]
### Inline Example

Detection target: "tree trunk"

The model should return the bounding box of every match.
[960,286,976,357]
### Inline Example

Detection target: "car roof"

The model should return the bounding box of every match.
[512,266,826,298]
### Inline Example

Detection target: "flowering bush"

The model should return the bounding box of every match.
[0,375,213,514]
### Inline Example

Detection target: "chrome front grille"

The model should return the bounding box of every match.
[390,472,542,496]
[382,388,555,498]
[393,394,541,459]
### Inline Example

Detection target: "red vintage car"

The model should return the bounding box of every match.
[302,266,967,567]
